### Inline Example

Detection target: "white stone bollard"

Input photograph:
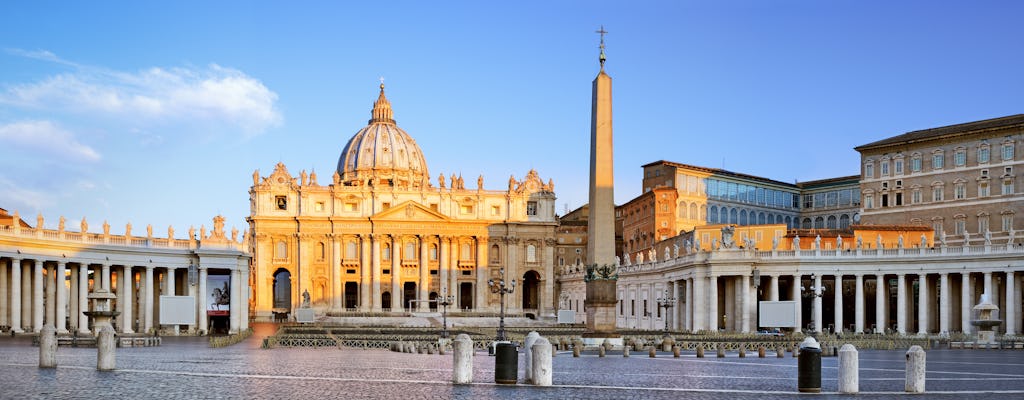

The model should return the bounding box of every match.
[39,325,57,368]
[452,334,473,384]
[838,344,859,393]
[531,337,553,386]
[905,345,926,393]
[524,331,540,384]
[97,325,116,371]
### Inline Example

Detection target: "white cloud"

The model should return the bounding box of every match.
[0,120,101,162]
[1,51,282,135]
[0,177,55,213]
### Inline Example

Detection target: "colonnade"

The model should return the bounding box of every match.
[0,256,248,335]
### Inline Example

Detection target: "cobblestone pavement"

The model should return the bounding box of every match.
[2,330,1024,399]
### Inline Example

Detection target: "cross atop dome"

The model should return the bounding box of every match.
[370,80,394,124]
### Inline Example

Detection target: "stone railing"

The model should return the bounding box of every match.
[0,223,247,252]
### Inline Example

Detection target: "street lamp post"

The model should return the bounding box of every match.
[752,267,761,332]
[656,289,675,334]
[801,273,826,333]
[488,268,516,342]
[439,287,455,338]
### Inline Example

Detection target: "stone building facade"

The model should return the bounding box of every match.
[856,114,1023,244]
[247,85,558,321]
[0,209,250,335]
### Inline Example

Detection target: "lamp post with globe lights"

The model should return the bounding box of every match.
[488,268,516,342]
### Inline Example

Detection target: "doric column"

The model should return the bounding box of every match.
[229,268,240,334]
[1006,271,1017,335]
[68,263,77,332]
[939,273,950,335]
[475,237,489,312]
[21,261,31,330]
[56,262,67,333]
[0,258,7,328]
[896,274,906,335]
[685,278,693,331]
[813,274,823,333]
[45,263,55,328]
[166,267,176,296]
[875,275,885,333]
[240,265,250,331]
[708,275,718,331]
[101,263,111,291]
[440,237,451,305]
[961,273,972,334]
[77,264,89,334]
[834,275,843,334]
[332,239,342,311]
[854,274,864,333]
[360,235,371,311]
[917,274,929,335]
[691,276,704,331]
[121,265,134,333]
[390,235,401,311]
[740,274,751,333]
[9,258,22,333]
[769,275,780,301]
[672,280,681,330]
[32,260,43,332]
[370,234,382,312]
[438,237,448,297]
[418,236,429,312]
[197,267,207,333]
[144,265,154,333]
[543,239,555,316]
[792,275,802,333]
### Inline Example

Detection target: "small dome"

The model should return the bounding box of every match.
[336,84,430,189]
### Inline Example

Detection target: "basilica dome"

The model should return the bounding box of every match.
[336,84,430,189]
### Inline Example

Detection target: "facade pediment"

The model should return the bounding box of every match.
[370,201,450,222]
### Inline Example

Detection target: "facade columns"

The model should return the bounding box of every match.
[55,262,67,333]
[360,235,371,311]
[166,267,176,296]
[9,258,22,333]
[332,239,342,311]
[984,272,993,299]
[475,238,489,312]
[0,258,6,328]
[672,279,681,330]
[440,237,452,306]
[449,238,459,309]
[740,274,751,333]
[68,263,77,332]
[707,275,718,332]
[961,273,972,334]
[77,264,89,334]
[21,261,30,330]
[390,236,400,311]
[418,236,429,311]
[875,275,885,333]
[813,273,823,333]
[769,275,779,301]
[854,274,864,333]
[691,276,704,331]
[1007,271,1017,335]
[143,266,154,333]
[197,267,208,333]
[371,234,382,312]
[939,273,950,335]
[121,265,134,333]
[918,274,929,335]
[101,263,111,291]
[32,260,43,332]
[834,275,844,333]
[896,274,906,334]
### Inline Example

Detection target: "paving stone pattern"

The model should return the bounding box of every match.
[1,333,1023,399]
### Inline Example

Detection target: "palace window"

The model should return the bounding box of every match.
[346,241,358,258]
[978,145,990,164]
[460,204,474,214]
[1002,214,1014,232]
[894,158,904,175]
[344,202,358,212]
[526,244,537,263]
[461,243,472,260]
[932,185,944,202]
[864,162,874,178]
[864,194,874,209]
[932,219,944,237]
[979,182,990,197]
[911,188,922,204]
[491,205,500,216]
[954,217,966,235]
[405,242,416,260]
[880,160,890,176]
[911,154,922,172]
[1003,142,1015,160]
[954,182,966,200]
[314,201,324,212]
[978,214,989,234]
[275,241,287,259]
[932,152,944,169]
[526,201,538,216]
[954,149,967,167]
[1004,179,1015,195]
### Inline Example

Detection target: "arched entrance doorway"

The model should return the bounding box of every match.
[522,270,540,315]
[273,269,292,309]
[403,282,417,311]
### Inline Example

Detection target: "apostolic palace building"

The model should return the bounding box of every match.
[246,84,558,321]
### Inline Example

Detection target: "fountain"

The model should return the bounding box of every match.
[83,288,120,337]
[970,293,1002,347]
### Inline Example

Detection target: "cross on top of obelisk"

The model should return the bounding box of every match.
[596,25,607,69]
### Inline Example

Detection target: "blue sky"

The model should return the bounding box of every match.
[1,1,1022,237]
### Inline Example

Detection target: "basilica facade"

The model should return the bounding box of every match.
[248,84,558,321]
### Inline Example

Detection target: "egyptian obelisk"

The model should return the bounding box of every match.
[584,26,619,339]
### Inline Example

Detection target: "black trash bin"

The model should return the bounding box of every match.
[798,338,822,393]
[494,342,518,384]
